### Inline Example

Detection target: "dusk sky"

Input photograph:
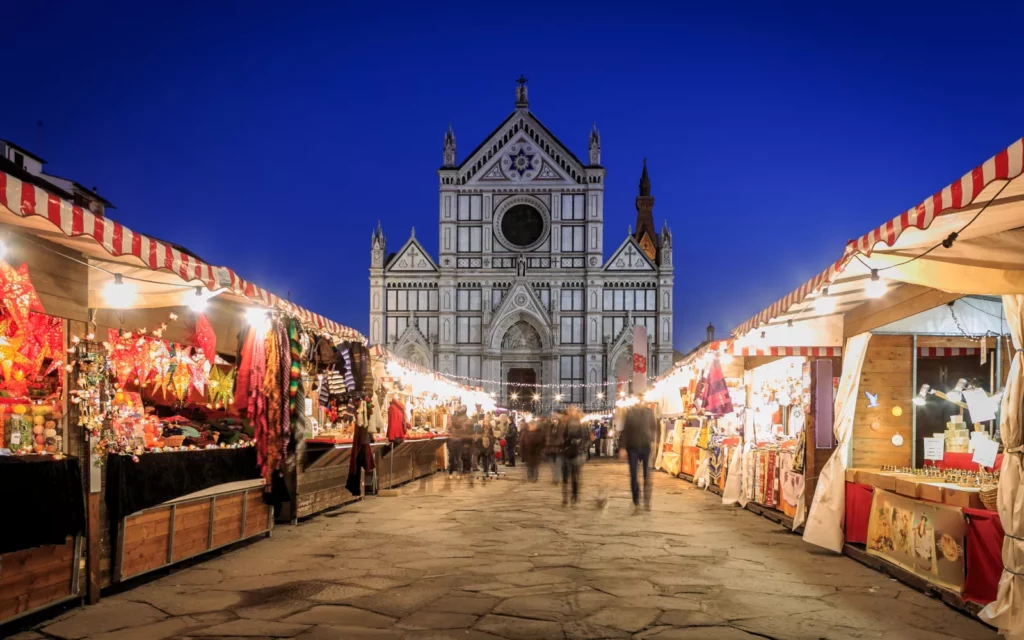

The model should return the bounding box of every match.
[5,2,1023,350]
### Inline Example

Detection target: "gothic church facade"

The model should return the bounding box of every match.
[368,79,674,410]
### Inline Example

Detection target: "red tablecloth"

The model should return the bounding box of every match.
[963,507,1005,604]
[924,451,1003,472]
[844,482,1003,604]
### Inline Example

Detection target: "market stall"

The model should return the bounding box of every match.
[0,166,365,612]
[371,351,494,490]
[0,236,88,624]
[725,137,1024,632]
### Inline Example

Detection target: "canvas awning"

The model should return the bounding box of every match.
[0,170,364,343]
[735,138,1024,335]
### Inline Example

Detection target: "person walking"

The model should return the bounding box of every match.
[546,414,566,485]
[620,403,656,514]
[504,415,519,467]
[448,406,469,477]
[521,419,544,482]
[560,406,590,507]
[479,413,498,478]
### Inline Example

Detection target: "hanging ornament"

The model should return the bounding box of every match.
[207,366,236,407]
[0,262,44,328]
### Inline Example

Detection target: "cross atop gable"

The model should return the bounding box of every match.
[386,236,437,273]
[604,236,655,272]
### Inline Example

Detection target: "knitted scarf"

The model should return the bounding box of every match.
[288,321,301,418]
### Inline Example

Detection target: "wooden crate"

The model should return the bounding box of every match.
[0,537,82,625]
[116,486,271,582]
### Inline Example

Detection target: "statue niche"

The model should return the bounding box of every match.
[501,321,542,350]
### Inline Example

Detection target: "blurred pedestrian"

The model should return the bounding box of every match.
[480,413,497,478]
[521,419,545,482]
[504,415,518,467]
[449,406,470,477]
[546,414,566,485]
[560,406,590,507]
[620,403,656,514]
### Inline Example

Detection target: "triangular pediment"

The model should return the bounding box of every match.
[604,236,655,272]
[386,236,437,273]
[394,324,432,368]
[458,111,586,186]
[486,280,553,349]
[467,134,576,186]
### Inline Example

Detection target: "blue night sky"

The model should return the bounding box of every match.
[4,2,1023,351]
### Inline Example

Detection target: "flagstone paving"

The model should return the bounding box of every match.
[12,460,999,640]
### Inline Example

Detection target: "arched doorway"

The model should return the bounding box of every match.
[501,321,543,411]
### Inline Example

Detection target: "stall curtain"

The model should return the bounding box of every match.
[981,294,1024,636]
[721,445,743,506]
[802,332,871,552]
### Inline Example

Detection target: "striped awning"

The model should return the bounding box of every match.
[0,170,365,343]
[917,347,978,357]
[735,137,1024,336]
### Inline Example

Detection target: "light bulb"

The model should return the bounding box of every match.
[187,287,208,313]
[555,394,563,401]
[596,392,605,400]
[533,394,540,401]
[866,270,886,299]
[720,352,734,365]
[245,307,270,333]
[103,273,137,308]
[815,287,836,313]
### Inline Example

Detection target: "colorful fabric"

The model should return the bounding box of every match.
[288,320,301,417]
[703,359,734,417]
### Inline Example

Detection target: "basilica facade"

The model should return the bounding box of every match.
[368,79,674,410]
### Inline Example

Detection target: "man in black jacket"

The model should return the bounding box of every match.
[619,405,656,514]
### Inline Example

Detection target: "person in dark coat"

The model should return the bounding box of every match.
[620,404,656,513]
[521,419,545,482]
[504,416,519,467]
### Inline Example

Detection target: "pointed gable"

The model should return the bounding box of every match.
[604,236,655,272]
[386,236,437,273]
[486,280,553,349]
[457,111,587,186]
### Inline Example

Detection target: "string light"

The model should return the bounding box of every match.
[596,392,604,400]
[103,273,137,308]
[187,286,208,313]
[245,307,270,333]
[815,286,836,314]
[439,371,613,389]
[533,393,541,401]
[866,270,886,299]
[510,392,519,401]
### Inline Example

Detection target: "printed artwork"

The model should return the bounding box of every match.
[866,488,966,592]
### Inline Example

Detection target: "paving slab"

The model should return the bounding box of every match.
[14,461,999,640]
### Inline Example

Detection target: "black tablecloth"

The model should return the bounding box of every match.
[0,455,86,555]
[105,447,261,529]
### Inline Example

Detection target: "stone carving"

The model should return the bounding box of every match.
[502,321,542,349]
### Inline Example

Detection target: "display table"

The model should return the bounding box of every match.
[104,447,269,582]
[277,440,388,523]
[377,437,448,490]
[844,480,1003,604]
[0,455,85,624]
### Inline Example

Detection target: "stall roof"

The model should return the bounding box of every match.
[0,168,365,343]
[734,137,1024,336]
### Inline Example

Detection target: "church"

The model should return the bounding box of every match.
[368,78,674,411]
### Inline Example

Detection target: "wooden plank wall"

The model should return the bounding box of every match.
[843,285,961,337]
[852,335,914,468]
[0,538,76,623]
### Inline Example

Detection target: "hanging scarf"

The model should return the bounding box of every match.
[288,320,302,418]
[703,358,734,417]
[233,327,255,411]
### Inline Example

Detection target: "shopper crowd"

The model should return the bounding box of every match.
[445,403,657,514]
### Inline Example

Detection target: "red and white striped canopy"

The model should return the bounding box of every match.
[735,137,1024,335]
[0,170,365,343]
[917,347,978,357]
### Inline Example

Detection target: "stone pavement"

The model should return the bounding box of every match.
[12,460,999,640]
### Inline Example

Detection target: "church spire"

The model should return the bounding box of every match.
[588,123,601,166]
[635,159,657,259]
[442,124,457,168]
[515,75,529,109]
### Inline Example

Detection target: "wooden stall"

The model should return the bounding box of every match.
[0,537,82,625]
[116,483,270,582]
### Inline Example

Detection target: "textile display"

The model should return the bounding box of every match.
[703,358,734,417]
[803,332,871,552]
[845,482,874,545]
[929,452,1004,472]
[866,488,966,593]
[387,397,408,442]
[779,451,803,518]
[105,447,260,552]
[722,445,744,506]
[0,455,85,554]
[965,507,1006,605]
[982,294,1024,635]
[846,483,1003,605]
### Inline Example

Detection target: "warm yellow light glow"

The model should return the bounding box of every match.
[866,275,887,299]
[815,288,837,313]
[533,393,541,401]
[510,392,519,401]
[246,307,271,333]
[596,392,605,400]
[103,274,137,308]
